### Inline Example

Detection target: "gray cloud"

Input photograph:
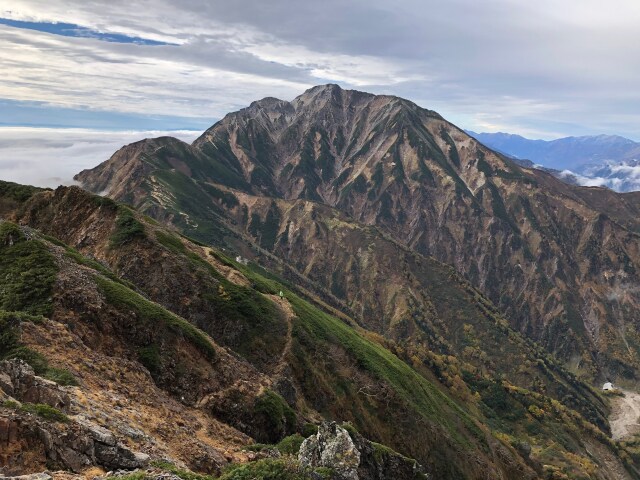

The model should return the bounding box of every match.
[2,0,640,140]
[0,127,199,187]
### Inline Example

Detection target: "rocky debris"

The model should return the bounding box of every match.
[99,468,181,480]
[299,422,361,480]
[0,360,70,412]
[0,473,53,480]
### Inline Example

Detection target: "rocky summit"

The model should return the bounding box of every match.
[3,85,640,479]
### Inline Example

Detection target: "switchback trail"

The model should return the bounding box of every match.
[265,294,295,378]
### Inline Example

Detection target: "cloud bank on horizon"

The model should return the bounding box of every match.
[2,0,640,187]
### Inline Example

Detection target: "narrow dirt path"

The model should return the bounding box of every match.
[265,294,295,378]
[610,389,640,440]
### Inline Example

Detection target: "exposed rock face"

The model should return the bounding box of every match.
[0,360,70,412]
[0,360,149,474]
[0,410,149,475]
[299,422,361,480]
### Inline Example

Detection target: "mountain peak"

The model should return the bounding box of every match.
[303,83,343,94]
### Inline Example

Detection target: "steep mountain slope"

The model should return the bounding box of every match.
[7,182,633,479]
[76,84,640,385]
[0,183,540,479]
[0,221,264,476]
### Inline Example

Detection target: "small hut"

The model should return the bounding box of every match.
[602,382,614,391]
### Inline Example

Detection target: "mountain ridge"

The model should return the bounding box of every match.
[75,84,640,388]
[3,176,637,479]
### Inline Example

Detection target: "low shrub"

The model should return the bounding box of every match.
[110,208,145,247]
[0,223,58,316]
[43,367,78,386]
[254,390,297,443]
[277,434,305,455]
[219,458,324,480]
[20,403,68,422]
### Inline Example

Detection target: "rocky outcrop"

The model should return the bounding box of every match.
[299,422,428,480]
[0,408,150,475]
[0,360,148,475]
[0,410,149,475]
[299,422,361,480]
[0,360,70,412]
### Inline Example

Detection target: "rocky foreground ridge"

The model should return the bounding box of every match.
[1,170,639,479]
[0,205,432,479]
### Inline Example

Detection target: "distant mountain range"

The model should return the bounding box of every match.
[467,131,640,191]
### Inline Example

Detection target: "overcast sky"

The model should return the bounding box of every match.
[2,0,640,186]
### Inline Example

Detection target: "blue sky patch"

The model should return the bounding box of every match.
[0,99,214,131]
[0,18,172,45]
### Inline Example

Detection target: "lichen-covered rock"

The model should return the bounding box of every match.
[299,421,360,480]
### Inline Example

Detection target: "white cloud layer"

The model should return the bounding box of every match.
[559,161,640,192]
[0,127,199,188]
[2,1,640,139]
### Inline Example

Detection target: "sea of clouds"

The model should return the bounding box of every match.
[0,127,200,188]
[558,160,640,192]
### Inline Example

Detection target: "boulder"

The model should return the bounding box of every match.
[76,418,117,446]
[94,443,149,470]
[299,421,360,480]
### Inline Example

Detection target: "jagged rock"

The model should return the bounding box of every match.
[298,422,429,480]
[0,407,148,474]
[0,360,70,412]
[76,418,117,446]
[299,421,360,480]
[0,372,14,396]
